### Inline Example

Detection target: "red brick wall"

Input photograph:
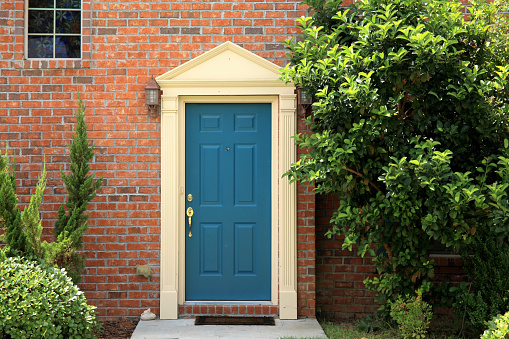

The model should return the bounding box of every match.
[315,197,467,321]
[0,0,309,319]
[315,193,378,321]
[296,116,317,318]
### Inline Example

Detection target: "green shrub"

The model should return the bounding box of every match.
[388,289,433,339]
[0,255,100,339]
[0,152,25,250]
[482,311,509,339]
[281,0,509,311]
[455,238,509,334]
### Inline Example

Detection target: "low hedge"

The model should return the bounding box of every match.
[0,255,99,339]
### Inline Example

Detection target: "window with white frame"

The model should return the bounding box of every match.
[27,0,81,59]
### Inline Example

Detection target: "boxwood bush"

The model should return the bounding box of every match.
[0,255,100,339]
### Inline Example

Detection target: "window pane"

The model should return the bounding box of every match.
[29,0,54,9]
[28,10,54,34]
[28,36,54,58]
[55,36,80,58]
[56,0,80,9]
[56,11,80,34]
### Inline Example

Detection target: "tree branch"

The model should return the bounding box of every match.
[343,165,382,193]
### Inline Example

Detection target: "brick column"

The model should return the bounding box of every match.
[295,116,316,318]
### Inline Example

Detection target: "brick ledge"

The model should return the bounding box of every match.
[178,304,278,318]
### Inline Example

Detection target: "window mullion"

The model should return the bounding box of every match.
[53,6,56,58]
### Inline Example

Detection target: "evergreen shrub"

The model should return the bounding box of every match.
[0,254,100,339]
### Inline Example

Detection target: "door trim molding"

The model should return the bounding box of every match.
[157,42,297,320]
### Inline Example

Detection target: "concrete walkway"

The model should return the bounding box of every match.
[131,318,327,339]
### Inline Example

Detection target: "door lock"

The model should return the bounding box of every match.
[187,194,193,202]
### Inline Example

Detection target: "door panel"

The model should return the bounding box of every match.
[185,103,271,300]
[234,144,256,205]
[200,145,221,205]
[200,223,222,275]
[235,223,256,275]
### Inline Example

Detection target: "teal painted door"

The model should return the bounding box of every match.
[185,103,271,300]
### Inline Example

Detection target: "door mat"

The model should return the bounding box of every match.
[195,316,275,326]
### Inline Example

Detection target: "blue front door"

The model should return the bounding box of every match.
[185,103,271,300]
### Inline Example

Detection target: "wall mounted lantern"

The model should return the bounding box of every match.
[296,87,313,116]
[145,77,161,118]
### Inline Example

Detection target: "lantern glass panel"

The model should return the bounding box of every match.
[146,89,158,105]
[299,89,312,105]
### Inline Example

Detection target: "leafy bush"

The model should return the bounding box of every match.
[470,0,509,68]
[482,311,509,339]
[0,254,100,339]
[389,289,433,339]
[455,238,509,333]
[281,0,509,310]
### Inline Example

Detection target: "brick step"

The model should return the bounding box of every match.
[178,304,279,318]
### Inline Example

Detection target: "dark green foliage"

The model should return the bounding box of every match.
[21,163,46,259]
[53,94,103,283]
[0,254,100,339]
[457,238,509,334]
[281,0,509,310]
[0,152,25,252]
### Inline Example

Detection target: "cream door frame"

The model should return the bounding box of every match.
[157,42,297,320]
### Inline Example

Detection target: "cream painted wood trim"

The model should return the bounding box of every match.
[160,94,297,319]
[158,42,297,320]
[159,80,290,88]
[160,95,179,319]
[279,95,298,320]
[270,100,279,306]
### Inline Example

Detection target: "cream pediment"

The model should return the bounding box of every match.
[156,41,285,87]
